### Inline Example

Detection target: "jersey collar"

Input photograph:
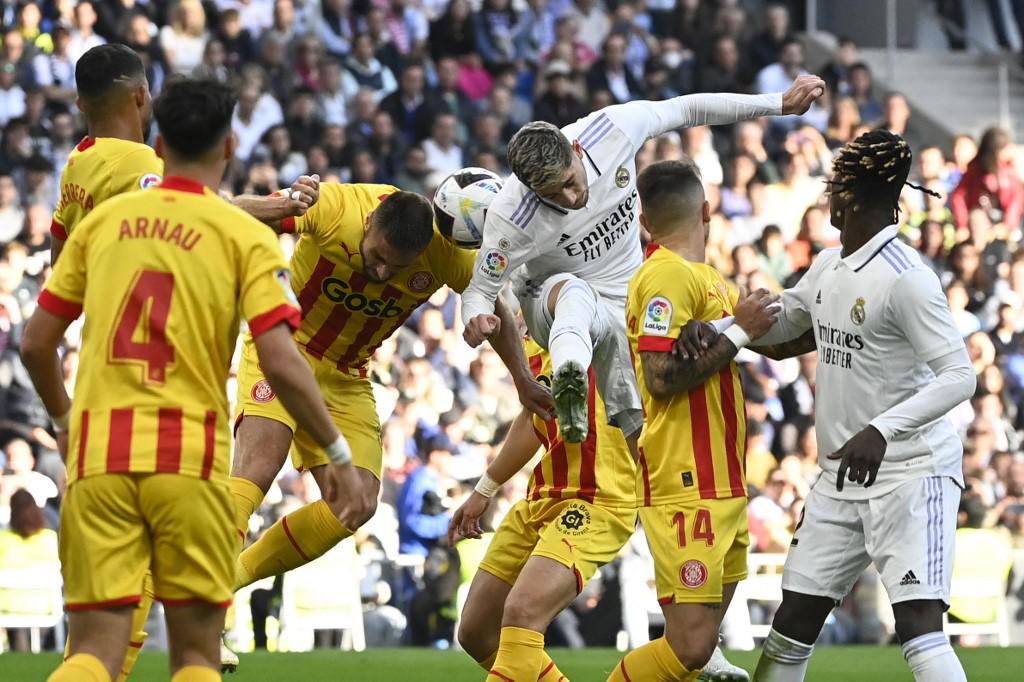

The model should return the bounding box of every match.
[158,176,207,195]
[840,224,900,272]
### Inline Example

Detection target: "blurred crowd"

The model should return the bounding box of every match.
[0,0,1022,651]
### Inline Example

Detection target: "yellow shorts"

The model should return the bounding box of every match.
[479,498,636,592]
[60,473,235,609]
[234,336,382,477]
[641,496,749,605]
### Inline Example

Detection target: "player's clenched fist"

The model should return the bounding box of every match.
[734,287,780,340]
[324,461,369,530]
[464,313,501,347]
[781,75,826,115]
[284,173,320,217]
[448,490,490,546]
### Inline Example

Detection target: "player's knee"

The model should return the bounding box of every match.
[665,627,717,672]
[329,492,377,530]
[501,592,547,631]
[893,600,943,643]
[771,591,832,644]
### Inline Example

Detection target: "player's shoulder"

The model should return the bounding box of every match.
[489,174,538,232]
[319,182,399,231]
[324,181,399,205]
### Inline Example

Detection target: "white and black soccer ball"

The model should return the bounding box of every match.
[432,167,503,249]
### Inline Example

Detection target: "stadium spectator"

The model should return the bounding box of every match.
[586,32,641,104]
[847,62,881,125]
[421,112,463,176]
[952,126,1024,231]
[748,2,792,73]
[341,33,397,105]
[67,1,105,65]
[699,35,747,93]
[567,0,611,54]
[533,60,587,130]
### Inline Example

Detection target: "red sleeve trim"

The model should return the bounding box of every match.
[50,219,68,241]
[249,303,301,337]
[638,336,674,352]
[65,595,142,611]
[280,216,296,233]
[38,289,83,320]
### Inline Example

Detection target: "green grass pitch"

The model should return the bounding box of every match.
[3,647,1020,680]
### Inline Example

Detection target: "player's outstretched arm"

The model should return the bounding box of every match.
[20,308,73,457]
[448,408,542,546]
[253,323,367,529]
[643,289,778,400]
[231,174,320,231]
[489,297,555,420]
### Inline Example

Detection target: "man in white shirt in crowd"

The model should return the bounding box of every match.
[422,112,464,177]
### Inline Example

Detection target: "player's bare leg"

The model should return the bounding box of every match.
[458,569,513,667]
[610,582,741,682]
[546,278,599,443]
[751,590,833,682]
[310,463,379,530]
[487,556,577,681]
[164,602,226,681]
[64,576,154,681]
[892,600,966,682]
[49,607,133,682]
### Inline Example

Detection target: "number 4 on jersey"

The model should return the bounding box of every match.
[110,270,176,384]
[672,509,716,548]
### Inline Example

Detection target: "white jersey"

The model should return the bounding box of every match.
[460,93,782,321]
[761,225,968,499]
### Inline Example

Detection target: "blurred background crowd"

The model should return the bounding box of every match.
[0,0,1023,654]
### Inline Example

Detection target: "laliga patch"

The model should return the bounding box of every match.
[408,271,434,292]
[139,173,162,189]
[275,268,299,306]
[557,502,592,537]
[642,296,672,336]
[251,379,276,403]
[679,559,708,588]
[479,249,508,280]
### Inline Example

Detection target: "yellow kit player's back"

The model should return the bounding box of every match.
[51,136,162,242]
[41,175,299,606]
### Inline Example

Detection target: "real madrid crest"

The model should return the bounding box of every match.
[850,297,866,325]
[615,166,630,188]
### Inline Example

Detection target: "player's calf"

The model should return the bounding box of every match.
[767,590,834,645]
[57,607,135,681]
[164,602,226,675]
[458,571,512,664]
[662,603,724,672]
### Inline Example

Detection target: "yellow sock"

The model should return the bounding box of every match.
[170,666,220,682]
[235,500,349,590]
[538,651,568,681]
[607,637,697,682]
[49,653,111,682]
[229,477,265,544]
[116,573,154,681]
[488,626,545,681]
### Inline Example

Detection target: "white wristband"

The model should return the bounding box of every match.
[474,473,500,498]
[722,324,751,350]
[52,411,70,432]
[711,316,735,333]
[325,435,352,465]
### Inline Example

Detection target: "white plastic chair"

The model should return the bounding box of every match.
[0,567,65,653]
[279,538,366,652]
[744,553,787,641]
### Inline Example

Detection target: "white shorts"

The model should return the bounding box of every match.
[518,272,643,436]
[782,476,959,606]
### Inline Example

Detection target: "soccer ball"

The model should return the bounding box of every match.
[432,167,503,249]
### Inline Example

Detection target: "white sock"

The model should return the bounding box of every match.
[548,278,600,374]
[752,628,814,682]
[902,632,966,682]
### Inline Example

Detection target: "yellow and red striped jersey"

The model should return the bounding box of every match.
[39,176,298,485]
[524,339,636,508]
[279,183,476,375]
[51,137,163,241]
[626,243,747,506]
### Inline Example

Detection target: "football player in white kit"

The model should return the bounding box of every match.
[733,131,975,682]
[460,77,826,445]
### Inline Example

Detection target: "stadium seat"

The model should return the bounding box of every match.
[743,553,787,641]
[279,538,366,652]
[0,567,65,654]
[944,575,1012,647]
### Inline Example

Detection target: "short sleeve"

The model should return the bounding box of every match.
[635,261,703,353]
[889,267,965,362]
[38,228,87,319]
[240,226,301,337]
[110,147,163,195]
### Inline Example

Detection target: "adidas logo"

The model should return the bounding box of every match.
[557,233,572,246]
[815,290,822,305]
[900,570,920,586]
